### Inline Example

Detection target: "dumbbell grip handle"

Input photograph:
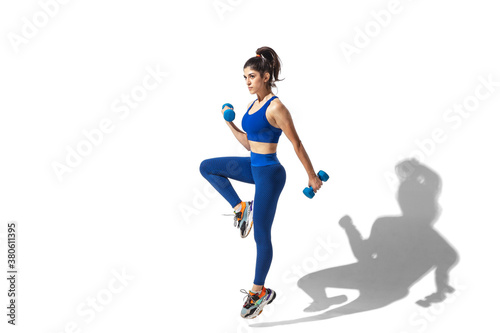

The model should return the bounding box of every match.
[303,170,328,198]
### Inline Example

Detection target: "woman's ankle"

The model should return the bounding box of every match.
[233,202,242,211]
[251,285,264,293]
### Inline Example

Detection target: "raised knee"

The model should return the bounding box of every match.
[199,159,210,176]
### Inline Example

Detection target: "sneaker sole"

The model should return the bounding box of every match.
[241,201,253,238]
[241,220,253,238]
[243,289,276,319]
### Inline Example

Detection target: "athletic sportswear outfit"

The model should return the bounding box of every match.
[199,96,286,285]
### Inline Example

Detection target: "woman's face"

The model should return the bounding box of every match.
[243,67,269,94]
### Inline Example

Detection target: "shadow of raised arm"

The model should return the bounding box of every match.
[339,215,375,262]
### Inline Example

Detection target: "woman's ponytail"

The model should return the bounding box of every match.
[244,46,283,90]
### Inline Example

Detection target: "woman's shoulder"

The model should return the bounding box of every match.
[268,96,287,114]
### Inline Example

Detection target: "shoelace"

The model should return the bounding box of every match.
[240,289,259,305]
[222,211,242,227]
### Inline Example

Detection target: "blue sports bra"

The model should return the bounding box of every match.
[241,96,282,144]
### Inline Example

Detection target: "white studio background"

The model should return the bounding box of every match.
[0,0,499,332]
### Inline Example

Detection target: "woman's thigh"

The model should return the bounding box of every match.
[201,156,254,184]
[252,163,286,230]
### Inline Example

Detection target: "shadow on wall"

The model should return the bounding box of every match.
[251,159,459,328]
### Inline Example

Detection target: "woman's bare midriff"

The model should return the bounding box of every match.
[249,141,278,154]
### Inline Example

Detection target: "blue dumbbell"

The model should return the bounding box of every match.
[303,170,329,199]
[222,103,235,122]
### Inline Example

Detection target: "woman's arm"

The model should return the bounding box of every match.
[222,105,251,151]
[270,101,322,192]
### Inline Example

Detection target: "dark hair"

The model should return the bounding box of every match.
[243,46,283,90]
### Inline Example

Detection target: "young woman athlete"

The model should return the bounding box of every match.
[199,46,323,319]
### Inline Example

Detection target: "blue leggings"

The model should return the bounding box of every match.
[199,152,286,285]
